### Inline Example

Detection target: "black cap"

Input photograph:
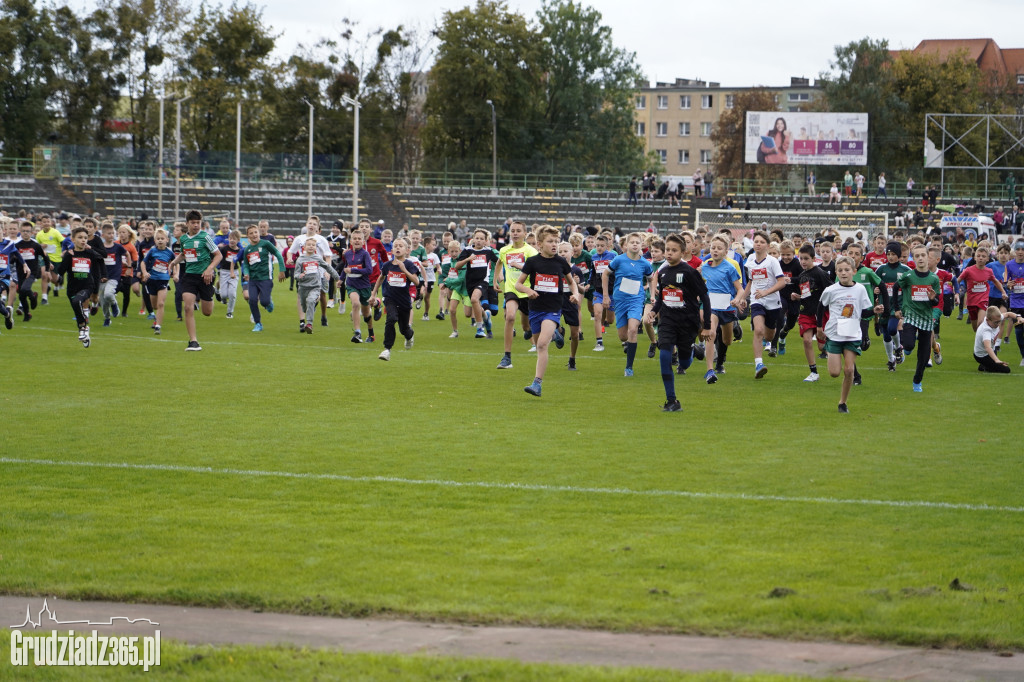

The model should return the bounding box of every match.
[885,241,902,256]
[333,219,345,229]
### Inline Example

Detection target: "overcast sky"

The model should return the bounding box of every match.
[248,0,1021,87]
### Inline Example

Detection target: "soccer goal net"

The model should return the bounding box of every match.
[695,208,890,243]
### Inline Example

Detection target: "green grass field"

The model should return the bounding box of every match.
[3,284,1023,678]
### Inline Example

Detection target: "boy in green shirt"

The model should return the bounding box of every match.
[168,210,222,351]
[894,244,941,392]
[241,224,286,332]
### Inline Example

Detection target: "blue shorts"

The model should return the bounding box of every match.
[529,310,561,335]
[593,291,614,309]
[714,309,738,324]
[614,295,645,328]
[0,278,9,292]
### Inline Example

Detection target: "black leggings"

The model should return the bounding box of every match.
[383,300,413,350]
[18,275,36,312]
[975,353,1011,373]
[899,324,933,384]
[69,288,92,327]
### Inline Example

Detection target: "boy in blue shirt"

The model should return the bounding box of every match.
[589,234,618,351]
[140,228,176,335]
[602,232,655,376]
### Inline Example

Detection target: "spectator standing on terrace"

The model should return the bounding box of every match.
[855,172,865,197]
[875,172,887,198]
[627,176,638,206]
[454,220,469,244]
[693,169,704,197]
[704,169,714,198]
[844,170,853,196]
[906,176,915,197]
[807,171,816,196]
[1006,172,1016,202]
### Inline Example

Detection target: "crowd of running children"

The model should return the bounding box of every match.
[2,210,1022,411]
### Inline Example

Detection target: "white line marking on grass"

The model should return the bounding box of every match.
[3,457,1022,514]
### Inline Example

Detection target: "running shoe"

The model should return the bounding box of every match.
[817,350,827,360]
[3,306,13,330]
[894,347,904,364]
[154,325,162,335]
[147,312,156,320]
[497,356,513,369]
[186,340,202,351]
[367,333,375,342]
[41,294,48,305]
[778,337,787,355]
[378,348,390,361]
[350,332,361,343]
[956,311,963,321]
[321,316,328,327]
[299,321,306,332]
[767,345,778,358]
[524,329,533,341]
[305,323,314,334]
[435,313,445,321]
[838,403,849,414]
[661,399,682,412]
[339,304,346,314]
[30,291,38,309]
[524,380,542,397]
[887,360,896,372]
[327,299,334,308]
[475,327,486,339]
[448,331,459,338]
[422,314,429,321]
[415,298,421,309]
[404,334,414,350]
[103,317,111,327]
[733,320,743,341]
[22,312,32,322]
[624,367,634,377]
[553,327,565,349]
[715,365,726,375]
[373,304,382,321]
[566,359,577,371]
[267,301,274,313]
[647,343,657,359]
[528,345,537,352]
[853,374,862,386]
[111,301,120,318]
[912,382,923,393]
[704,369,718,384]
[755,362,768,379]
[484,310,492,334]
[934,343,943,365]
[226,312,233,319]
[593,341,604,351]
[80,326,90,348]
[252,323,263,332]
[803,372,819,382]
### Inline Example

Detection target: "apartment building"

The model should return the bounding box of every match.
[634,77,821,172]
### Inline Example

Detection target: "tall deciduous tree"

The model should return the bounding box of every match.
[423,0,543,173]
[710,89,782,185]
[0,0,60,156]
[535,0,644,175]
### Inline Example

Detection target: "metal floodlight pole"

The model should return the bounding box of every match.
[303,98,314,217]
[486,99,496,189]
[158,95,165,220]
[174,94,191,220]
[235,101,242,224]
[342,95,362,224]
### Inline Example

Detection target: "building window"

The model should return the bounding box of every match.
[725,95,734,109]
[678,149,689,164]
[701,94,712,109]
[656,149,667,163]
[636,122,645,136]
[678,122,690,136]
[788,92,809,102]
[700,150,711,164]
[657,95,668,109]
[1017,74,1024,85]
[679,95,691,109]
[700,122,712,136]
[655,122,667,137]
[636,95,646,109]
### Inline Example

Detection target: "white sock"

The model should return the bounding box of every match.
[884,340,894,361]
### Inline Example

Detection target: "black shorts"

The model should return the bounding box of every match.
[560,301,580,327]
[750,303,782,329]
[469,281,488,299]
[657,316,700,350]
[178,272,215,302]
[426,282,434,293]
[503,291,529,313]
[988,297,1007,309]
[145,279,170,296]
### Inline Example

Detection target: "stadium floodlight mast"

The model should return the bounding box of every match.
[156,90,174,221]
[341,95,361,224]
[174,94,191,221]
[486,99,496,189]
[235,100,242,224]
[302,98,314,217]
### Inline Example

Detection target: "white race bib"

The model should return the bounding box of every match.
[303,261,319,275]
[836,316,861,338]
[972,283,987,293]
[387,271,407,287]
[709,292,732,310]
[618,278,641,296]
[534,273,559,293]
[184,248,198,263]
[72,257,91,274]
[470,254,487,268]
[248,251,261,265]
[19,248,35,260]
[152,260,168,274]
[104,254,116,266]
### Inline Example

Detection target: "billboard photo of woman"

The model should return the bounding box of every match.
[757,117,791,164]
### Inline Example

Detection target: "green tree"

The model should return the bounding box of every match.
[535,0,644,175]
[0,0,60,156]
[816,38,908,176]
[176,2,278,154]
[102,0,189,154]
[710,89,782,186]
[422,0,543,173]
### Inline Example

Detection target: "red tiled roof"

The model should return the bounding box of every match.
[899,39,1024,77]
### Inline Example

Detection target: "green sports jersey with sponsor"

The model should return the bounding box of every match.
[177,231,219,275]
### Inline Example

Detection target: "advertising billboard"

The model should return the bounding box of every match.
[745,112,868,166]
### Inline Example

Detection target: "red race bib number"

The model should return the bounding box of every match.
[247,251,261,265]
[152,260,168,274]
[303,261,319,275]
[72,257,91,274]
[800,281,811,299]
[535,273,559,293]
[387,271,407,287]
[507,253,525,270]
[910,284,931,302]
[471,254,487,268]
[184,248,198,263]
[663,288,683,307]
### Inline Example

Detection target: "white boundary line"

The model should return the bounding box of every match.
[3,457,1021,514]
